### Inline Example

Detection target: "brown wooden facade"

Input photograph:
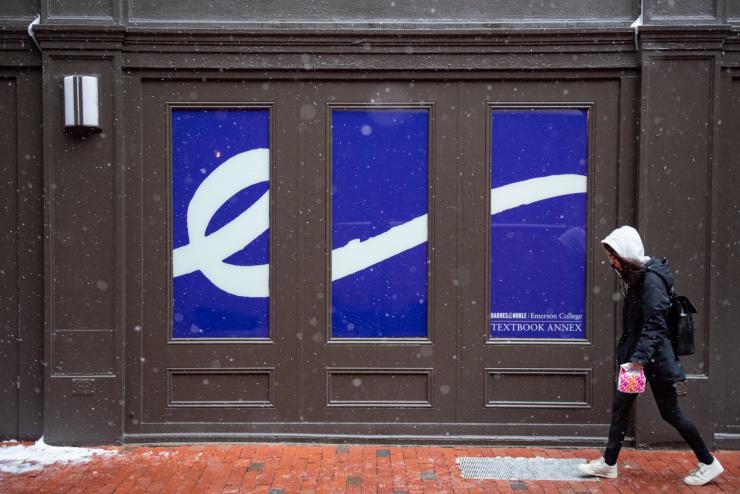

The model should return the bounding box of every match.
[0,0,739,448]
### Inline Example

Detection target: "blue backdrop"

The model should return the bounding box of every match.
[172,108,270,339]
[331,109,429,338]
[489,109,588,339]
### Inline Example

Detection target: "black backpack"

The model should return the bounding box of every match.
[647,265,697,356]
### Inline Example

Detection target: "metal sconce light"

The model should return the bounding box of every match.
[63,75,100,129]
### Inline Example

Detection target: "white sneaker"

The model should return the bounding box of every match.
[683,458,724,486]
[577,457,618,479]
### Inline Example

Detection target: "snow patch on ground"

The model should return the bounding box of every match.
[0,437,117,474]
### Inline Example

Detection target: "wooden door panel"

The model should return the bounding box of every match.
[458,79,623,430]
[299,81,460,423]
[132,80,301,427]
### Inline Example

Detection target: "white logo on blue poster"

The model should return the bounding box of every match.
[171,107,587,339]
[490,109,589,339]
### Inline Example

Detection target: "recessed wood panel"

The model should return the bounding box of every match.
[53,329,114,375]
[730,0,740,21]
[641,57,713,376]
[0,0,39,20]
[486,369,591,408]
[722,77,740,434]
[646,0,717,21]
[0,71,44,441]
[327,369,432,407]
[47,0,114,21]
[129,0,635,23]
[51,66,116,332]
[0,77,18,439]
[168,368,273,407]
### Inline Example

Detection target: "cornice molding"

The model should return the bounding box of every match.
[33,24,125,51]
[636,24,731,52]
[7,22,737,65]
[123,29,641,56]
[0,27,41,67]
[26,24,642,54]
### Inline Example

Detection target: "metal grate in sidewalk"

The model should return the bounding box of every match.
[456,456,599,481]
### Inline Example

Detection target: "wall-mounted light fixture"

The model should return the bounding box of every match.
[63,75,99,129]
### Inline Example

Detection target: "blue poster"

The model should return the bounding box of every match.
[331,109,429,338]
[171,108,270,339]
[489,109,588,339]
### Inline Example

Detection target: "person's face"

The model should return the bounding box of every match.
[605,248,622,272]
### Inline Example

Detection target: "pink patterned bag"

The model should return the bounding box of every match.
[617,363,646,394]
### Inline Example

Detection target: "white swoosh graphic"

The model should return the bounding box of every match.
[173,148,587,297]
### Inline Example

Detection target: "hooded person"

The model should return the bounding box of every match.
[601,226,682,380]
[602,225,650,264]
[577,226,723,486]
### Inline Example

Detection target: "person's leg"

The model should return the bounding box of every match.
[650,381,724,485]
[650,381,712,464]
[603,388,638,465]
[578,388,636,478]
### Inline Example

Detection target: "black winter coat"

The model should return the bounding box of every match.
[616,258,686,382]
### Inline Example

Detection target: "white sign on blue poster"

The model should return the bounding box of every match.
[167,106,585,341]
[171,108,270,339]
[331,109,429,338]
[489,109,588,339]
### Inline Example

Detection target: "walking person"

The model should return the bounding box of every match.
[577,225,723,486]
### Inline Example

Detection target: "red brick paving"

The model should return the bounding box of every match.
[0,444,737,493]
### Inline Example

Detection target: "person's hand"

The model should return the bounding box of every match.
[626,362,643,372]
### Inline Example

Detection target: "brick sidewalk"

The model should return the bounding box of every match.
[1,443,738,493]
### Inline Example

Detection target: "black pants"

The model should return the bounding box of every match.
[603,380,712,466]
